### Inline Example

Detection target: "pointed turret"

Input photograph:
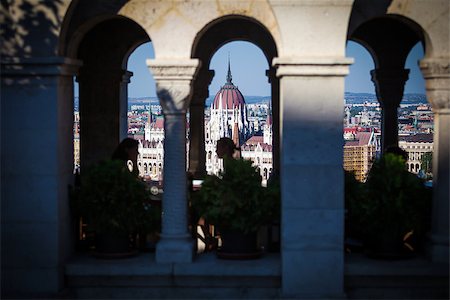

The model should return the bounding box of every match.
[226,52,232,84]
[148,103,153,126]
[266,101,273,126]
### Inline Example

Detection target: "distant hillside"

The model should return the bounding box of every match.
[345,92,427,104]
[74,93,427,111]
[128,97,159,105]
[205,95,271,106]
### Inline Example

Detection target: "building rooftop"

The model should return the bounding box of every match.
[399,133,433,143]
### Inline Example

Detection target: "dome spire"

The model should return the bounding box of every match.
[226,52,232,84]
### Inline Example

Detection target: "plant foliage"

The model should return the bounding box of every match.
[193,158,280,234]
[347,153,431,243]
[74,160,160,235]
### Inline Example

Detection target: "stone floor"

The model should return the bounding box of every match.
[65,252,448,299]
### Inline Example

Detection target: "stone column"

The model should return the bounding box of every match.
[266,68,280,177]
[188,69,214,179]
[1,57,81,295]
[371,69,410,153]
[273,56,353,298]
[420,58,450,263]
[147,58,200,263]
[78,68,126,169]
[120,71,133,141]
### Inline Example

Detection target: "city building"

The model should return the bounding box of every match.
[343,131,377,182]
[399,133,434,174]
[73,111,80,170]
[205,59,252,174]
[241,135,273,184]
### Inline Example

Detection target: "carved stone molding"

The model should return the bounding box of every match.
[1,56,82,76]
[77,68,127,84]
[420,58,450,79]
[147,59,201,113]
[270,0,353,6]
[147,59,200,81]
[370,68,410,107]
[273,56,354,77]
[419,59,450,113]
[266,68,277,83]
[122,71,133,84]
[192,69,215,104]
[153,82,194,113]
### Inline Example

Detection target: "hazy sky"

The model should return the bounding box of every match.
[82,40,426,98]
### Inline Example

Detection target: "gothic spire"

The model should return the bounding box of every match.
[226,52,232,84]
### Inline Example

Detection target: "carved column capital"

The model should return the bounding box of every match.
[77,68,127,84]
[122,70,133,84]
[273,56,353,77]
[266,68,277,83]
[147,59,201,114]
[192,69,214,105]
[370,68,410,108]
[420,58,450,113]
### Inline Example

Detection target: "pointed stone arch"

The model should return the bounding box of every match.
[189,15,280,179]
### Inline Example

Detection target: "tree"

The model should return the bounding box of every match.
[420,152,433,175]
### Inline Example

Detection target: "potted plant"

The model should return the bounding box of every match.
[192,157,280,259]
[74,159,161,258]
[347,153,431,258]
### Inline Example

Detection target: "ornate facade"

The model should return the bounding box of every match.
[399,133,434,174]
[205,60,252,174]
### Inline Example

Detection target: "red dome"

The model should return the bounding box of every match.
[212,83,246,109]
[212,58,246,110]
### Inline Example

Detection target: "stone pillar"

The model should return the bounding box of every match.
[1,57,81,295]
[78,68,126,169]
[371,69,410,153]
[273,56,352,298]
[120,71,133,141]
[266,68,280,177]
[189,69,214,179]
[147,58,200,263]
[420,58,450,263]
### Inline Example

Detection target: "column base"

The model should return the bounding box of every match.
[281,292,347,299]
[155,235,194,263]
[427,234,449,263]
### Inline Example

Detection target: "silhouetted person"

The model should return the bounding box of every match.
[112,138,139,174]
[216,137,241,159]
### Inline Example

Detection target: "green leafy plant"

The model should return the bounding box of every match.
[74,160,160,235]
[347,153,431,254]
[193,158,279,234]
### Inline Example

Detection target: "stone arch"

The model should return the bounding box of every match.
[188,15,280,179]
[59,1,132,58]
[348,15,424,153]
[65,15,151,169]
[348,4,449,263]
